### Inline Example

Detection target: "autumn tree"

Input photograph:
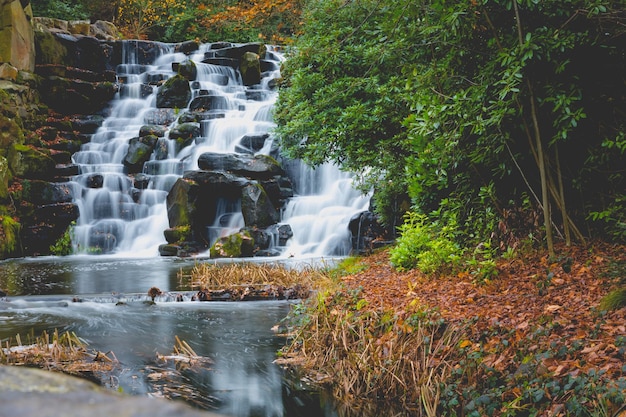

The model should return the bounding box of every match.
[116,0,186,39]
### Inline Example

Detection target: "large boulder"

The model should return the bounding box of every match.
[168,122,200,152]
[0,0,35,72]
[174,58,197,81]
[240,51,261,86]
[241,182,279,228]
[123,135,158,173]
[197,153,283,180]
[0,366,225,417]
[166,172,250,250]
[156,74,191,109]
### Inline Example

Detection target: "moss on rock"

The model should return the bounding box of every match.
[210,230,254,258]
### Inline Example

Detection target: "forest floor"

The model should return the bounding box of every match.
[283,240,626,416]
[340,241,625,381]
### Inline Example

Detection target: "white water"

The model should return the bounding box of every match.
[69,41,370,258]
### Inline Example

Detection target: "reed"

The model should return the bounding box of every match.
[280,289,464,416]
[180,261,331,293]
[0,329,117,377]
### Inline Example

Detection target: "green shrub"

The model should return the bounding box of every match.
[389,211,461,273]
[49,221,74,256]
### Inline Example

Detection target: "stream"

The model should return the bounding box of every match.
[0,256,338,417]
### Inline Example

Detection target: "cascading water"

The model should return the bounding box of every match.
[68,40,370,258]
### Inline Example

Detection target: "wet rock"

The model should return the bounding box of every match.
[0,366,225,417]
[173,59,197,81]
[70,115,105,134]
[86,173,103,188]
[163,226,191,244]
[143,108,177,125]
[156,74,191,109]
[240,51,261,86]
[174,40,199,55]
[210,230,255,258]
[197,152,283,180]
[20,180,73,204]
[168,122,200,152]
[188,94,228,112]
[33,202,79,226]
[267,223,294,246]
[201,57,239,69]
[348,210,387,254]
[123,135,158,174]
[241,183,279,228]
[55,163,80,177]
[132,173,151,189]
[139,124,167,138]
[213,43,266,60]
[238,133,269,152]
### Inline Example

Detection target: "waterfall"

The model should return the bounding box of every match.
[68,41,370,258]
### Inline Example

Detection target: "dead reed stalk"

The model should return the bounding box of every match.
[280,290,464,416]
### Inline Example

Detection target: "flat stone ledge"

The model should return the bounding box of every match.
[0,365,224,417]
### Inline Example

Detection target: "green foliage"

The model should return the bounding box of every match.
[330,256,368,280]
[0,216,20,256]
[389,211,461,273]
[599,288,626,311]
[49,221,75,256]
[276,0,626,250]
[31,0,89,20]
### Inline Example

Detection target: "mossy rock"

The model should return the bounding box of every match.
[8,144,56,180]
[239,52,261,86]
[34,29,68,66]
[156,74,191,109]
[210,230,254,258]
[0,156,11,200]
[123,135,158,174]
[166,178,194,228]
[0,115,24,148]
[169,122,200,152]
[163,225,191,244]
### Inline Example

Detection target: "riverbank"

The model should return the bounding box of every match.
[279,241,626,416]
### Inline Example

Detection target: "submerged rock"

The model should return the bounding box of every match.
[0,366,225,417]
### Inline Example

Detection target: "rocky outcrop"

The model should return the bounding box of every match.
[156,74,191,108]
[160,153,294,257]
[0,0,35,72]
[0,366,225,417]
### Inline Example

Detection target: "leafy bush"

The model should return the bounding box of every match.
[389,211,461,273]
[49,221,74,256]
[31,0,88,20]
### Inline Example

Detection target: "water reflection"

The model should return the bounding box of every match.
[0,257,337,417]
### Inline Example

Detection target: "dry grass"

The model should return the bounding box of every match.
[179,261,332,295]
[149,336,218,409]
[0,329,118,377]
[278,291,465,416]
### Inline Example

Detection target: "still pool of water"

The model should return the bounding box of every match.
[0,256,338,417]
